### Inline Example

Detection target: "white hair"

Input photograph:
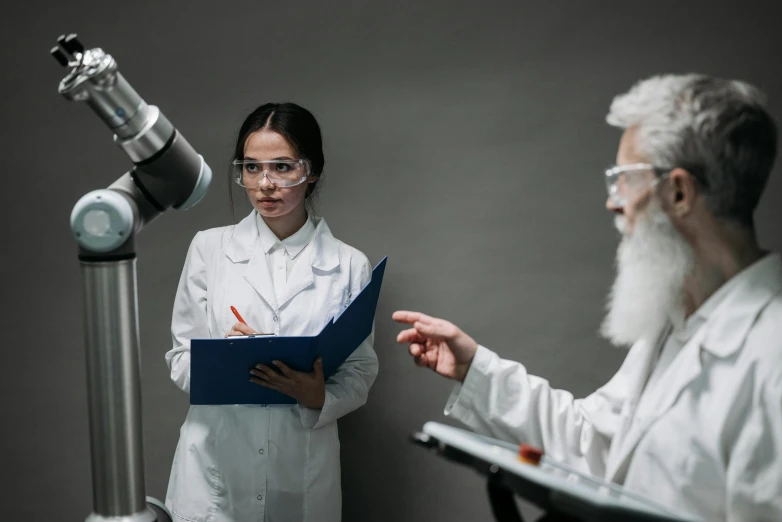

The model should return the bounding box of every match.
[606,74,777,227]
[601,200,695,347]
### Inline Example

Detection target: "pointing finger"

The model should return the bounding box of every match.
[392,310,434,326]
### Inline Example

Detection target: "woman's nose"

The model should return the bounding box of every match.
[258,173,274,189]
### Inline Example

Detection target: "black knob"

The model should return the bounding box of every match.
[50,46,69,67]
[62,34,84,54]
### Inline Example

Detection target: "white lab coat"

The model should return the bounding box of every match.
[445,253,782,521]
[164,211,379,522]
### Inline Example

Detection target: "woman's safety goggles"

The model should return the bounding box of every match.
[232,159,311,188]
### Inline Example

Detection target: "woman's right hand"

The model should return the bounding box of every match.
[225,322,266,337]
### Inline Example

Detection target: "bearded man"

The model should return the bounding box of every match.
[393,74,782,521]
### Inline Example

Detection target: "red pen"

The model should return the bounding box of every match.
[230,306,247,325]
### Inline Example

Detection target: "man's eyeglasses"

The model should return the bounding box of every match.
[605,163,670,207]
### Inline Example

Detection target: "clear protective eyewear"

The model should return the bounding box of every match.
[605,163,670,207]
[232,159,311,188]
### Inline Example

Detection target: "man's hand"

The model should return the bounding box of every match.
[392,311,478,382]
[250,358,326,409]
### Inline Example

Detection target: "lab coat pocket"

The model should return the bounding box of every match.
[640,423,723,515]
[169,407,223,522]
[329,287,351,321]
[679,439,723,506]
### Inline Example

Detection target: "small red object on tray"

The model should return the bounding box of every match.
[518,444,543,465]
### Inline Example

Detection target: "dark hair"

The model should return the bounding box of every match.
[229,102,325,212]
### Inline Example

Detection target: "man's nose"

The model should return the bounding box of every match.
[606,196,623,213]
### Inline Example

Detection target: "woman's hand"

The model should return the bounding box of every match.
[225,322,266,337]
[250,358,326,409]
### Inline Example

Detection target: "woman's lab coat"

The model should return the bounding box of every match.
[164,211,379,522]
[445,253,782,521]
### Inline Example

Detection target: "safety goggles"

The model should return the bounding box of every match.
[232,159,311,188]
[605,163,670,207]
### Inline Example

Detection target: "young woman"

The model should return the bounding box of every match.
[164,102,378,522]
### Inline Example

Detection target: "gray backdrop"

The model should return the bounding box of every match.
[2,1,781,521]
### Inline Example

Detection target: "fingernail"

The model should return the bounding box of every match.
[272,361,279,366]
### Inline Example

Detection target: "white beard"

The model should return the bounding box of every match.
[600,201,694,347]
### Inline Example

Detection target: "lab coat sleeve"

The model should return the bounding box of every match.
[164,231,210,394]
[725,370,782,521]
[444,344,633,476]
[299,258,379,430]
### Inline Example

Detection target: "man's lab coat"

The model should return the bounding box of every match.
[446,253,782,520]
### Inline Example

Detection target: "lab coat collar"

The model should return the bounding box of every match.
[282,217,315,259]
[224,212,341,311]
[272,217,340,309]
[309,217,341,272]
[225,211,340,271]
[700,252,782,358]
[254,212,316,259]
[225,212,257,263]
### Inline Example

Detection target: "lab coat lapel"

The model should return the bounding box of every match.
[607,328,705,482]
[604,335,664,480]
[224,212,278,311]
[244,243,278,311]
[274,218,340,309]
[276,250,315,310]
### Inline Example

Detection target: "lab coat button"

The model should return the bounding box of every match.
[273,316,278,321]
[258,449,264,455]
[257,494,263,501]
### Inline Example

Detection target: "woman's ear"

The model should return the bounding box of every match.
[305,176,319,197]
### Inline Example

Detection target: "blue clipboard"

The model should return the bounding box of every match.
[190,257,387,405]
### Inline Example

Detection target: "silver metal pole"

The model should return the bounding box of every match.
[82,259,153,521]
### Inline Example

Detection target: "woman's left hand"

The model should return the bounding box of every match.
[250,358,326,409]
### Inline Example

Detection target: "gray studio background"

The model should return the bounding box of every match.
[2,1,781,521]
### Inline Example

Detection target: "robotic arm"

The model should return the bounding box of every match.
[52,33,211,253]
[50,34,212,522]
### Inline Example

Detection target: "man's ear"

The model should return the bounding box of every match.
[667,168,698,216]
